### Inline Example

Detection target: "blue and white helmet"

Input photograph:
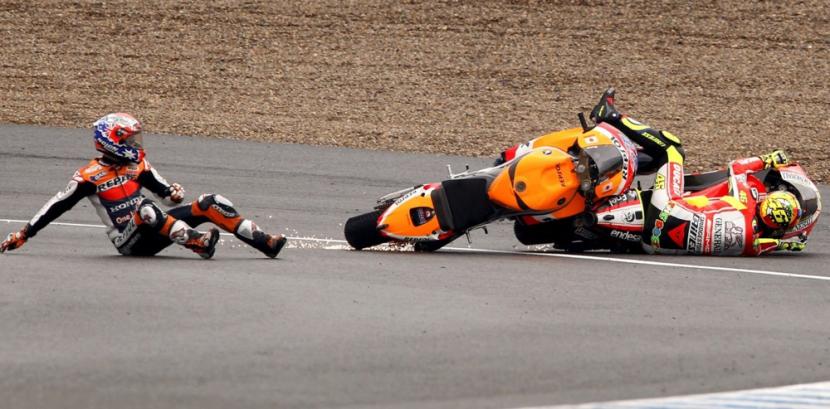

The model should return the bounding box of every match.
[93,113,144,163]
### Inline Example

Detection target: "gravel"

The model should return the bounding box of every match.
[1,0,828,181]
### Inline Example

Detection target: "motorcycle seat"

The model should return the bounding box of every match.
[431,177,496,232]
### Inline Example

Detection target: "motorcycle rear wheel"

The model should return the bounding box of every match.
[344,210,390,250]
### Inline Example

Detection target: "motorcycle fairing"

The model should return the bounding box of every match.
[488,147,580,212]
[594,190,646,232]
[505,127,583,161]
[378,184,449,241]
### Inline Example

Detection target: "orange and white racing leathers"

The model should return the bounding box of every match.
[21,157,285,257]
[22,158,200,255]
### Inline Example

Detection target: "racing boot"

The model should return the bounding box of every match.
[590,87,684,172]
[250,230,287,258]
[234,220,287,258]
[590,87,623,124]
[182,227,220,259]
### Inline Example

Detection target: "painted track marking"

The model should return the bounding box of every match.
[3,218,830,282]
[514,380,830,409]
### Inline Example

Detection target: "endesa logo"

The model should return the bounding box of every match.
[611,229,640,242]
[97,175,131,192]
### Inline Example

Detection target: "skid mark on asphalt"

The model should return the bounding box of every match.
[516,381,830,409]
[3,218,830,282]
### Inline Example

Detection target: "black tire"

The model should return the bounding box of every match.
[513,220,573,246]
[344,210,390,250]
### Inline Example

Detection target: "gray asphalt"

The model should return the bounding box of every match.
[1,124,829,409]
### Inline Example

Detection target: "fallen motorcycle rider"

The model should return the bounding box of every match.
[0,113,287,259]
[596,147,818,255]
[511,89,821,255]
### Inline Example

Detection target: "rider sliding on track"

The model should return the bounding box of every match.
[0,113,287,259]
[590,90,814,255]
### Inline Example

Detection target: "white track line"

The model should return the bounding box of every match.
[3,218,829,282]
[445,247,830,281]
[514,380,830,409]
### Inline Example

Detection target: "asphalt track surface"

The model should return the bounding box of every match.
[1,125,829,409]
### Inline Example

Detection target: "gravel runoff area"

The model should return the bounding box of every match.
[1,1,828,181]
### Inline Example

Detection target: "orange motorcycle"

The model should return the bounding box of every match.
[344,119,640,251]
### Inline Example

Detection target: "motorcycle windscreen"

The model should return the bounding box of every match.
[577,145,624,199]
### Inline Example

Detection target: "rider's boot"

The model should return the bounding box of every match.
[590,87,684,171]
[234,220,287,258]
[180,227,220,259]
[590,87,623,124]
[191,194,287,258]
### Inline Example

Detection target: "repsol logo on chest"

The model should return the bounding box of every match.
[97,175,131,192]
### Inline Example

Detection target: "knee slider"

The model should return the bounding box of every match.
[138,200,165,229]
[197,194,239,218]
[196,194,215,211]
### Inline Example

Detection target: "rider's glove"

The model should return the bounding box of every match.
[0,228,28,253]
[759,150,789,169]
[167,183,185,204]
[777,240,806,252]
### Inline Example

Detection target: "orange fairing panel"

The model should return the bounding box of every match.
[488,147,579,212]
[519,193,587,224]
[529,127,583,151]
[488,171,521,210]
[549,193,586,219]
[378,185,444,241]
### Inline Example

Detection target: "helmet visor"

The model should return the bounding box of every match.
[122,132,143,149]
